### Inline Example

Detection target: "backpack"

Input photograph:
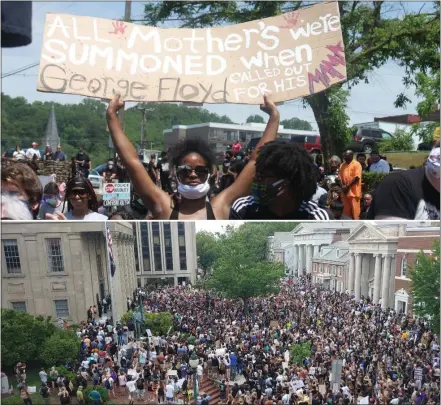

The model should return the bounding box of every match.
[105,379,111,389]
[219,362,226,371]
[40,387,49,398]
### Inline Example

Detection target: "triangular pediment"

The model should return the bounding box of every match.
[347,223,388,242]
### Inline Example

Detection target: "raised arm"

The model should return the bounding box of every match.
[106,94,170,217]
[213,95,280,216]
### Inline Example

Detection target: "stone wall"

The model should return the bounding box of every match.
[2,158,73,184]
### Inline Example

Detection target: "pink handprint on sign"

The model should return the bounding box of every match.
[109,21,127,35]
[280,11,299,29]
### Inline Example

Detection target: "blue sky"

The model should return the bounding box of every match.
[1,1,431,129]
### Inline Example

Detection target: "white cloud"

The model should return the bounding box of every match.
[195,221,244,234]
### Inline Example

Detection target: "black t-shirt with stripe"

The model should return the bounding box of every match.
[229,196,333,220]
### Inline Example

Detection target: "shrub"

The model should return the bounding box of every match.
[120,310,133,325]
[40,329,80,368]
[83,386,109,404]
[55,366,78,392]
[2,393,45,405]
[361,172,389,194]
[379,128,414,152]
[145,312,173,336]
[290,342,311,366]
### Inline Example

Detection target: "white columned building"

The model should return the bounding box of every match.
[269,223,356,279]
[347,223,399,304]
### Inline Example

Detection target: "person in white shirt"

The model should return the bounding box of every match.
[126,375,138,405]
[368,152,390,173]
[25,142,41,159]
[165,380,175,403]
[13,145,26,160]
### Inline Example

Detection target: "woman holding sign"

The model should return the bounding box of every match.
[106,93,280,220]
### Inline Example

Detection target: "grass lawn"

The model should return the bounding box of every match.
[382,151,429,169]
[2,393,46,405]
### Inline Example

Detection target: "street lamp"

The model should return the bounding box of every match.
[189,352,199,405]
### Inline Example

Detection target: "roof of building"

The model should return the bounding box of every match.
[163,122,319,136]
[313,243,349,263]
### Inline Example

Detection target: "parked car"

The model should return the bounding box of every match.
[289,135,322,154]
[4,148,15,158]
[347,128,394,153]
[88,164,107,188]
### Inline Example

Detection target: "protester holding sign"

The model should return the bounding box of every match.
[106,93,280,220]
[46,175,107,220]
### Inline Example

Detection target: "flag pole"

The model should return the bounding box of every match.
[105,222,117,324]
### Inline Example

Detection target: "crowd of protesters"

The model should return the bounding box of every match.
[15,281,439,405]
[1,94,439,220]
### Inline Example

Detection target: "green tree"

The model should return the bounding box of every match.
[205,222,296,313]
[280,117,313,131]
[290,341,311,366]
[379,128,414,152]
[409,240,440,333]
[40,329,80,367]
[142,2,440,160]
[196,231,220,274]
[246,114,265,124]
[1,309,56,367]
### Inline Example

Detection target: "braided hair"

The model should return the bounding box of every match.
[255,141,317,203]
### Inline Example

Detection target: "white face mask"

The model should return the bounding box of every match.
[177,179,210,200]
[426,147,440,179]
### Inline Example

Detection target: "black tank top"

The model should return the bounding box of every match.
[169,201,216,220]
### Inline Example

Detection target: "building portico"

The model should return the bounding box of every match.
[347,223,398,306]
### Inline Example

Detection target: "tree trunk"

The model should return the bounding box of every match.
[243,297,249,315]
[307,92,337,163]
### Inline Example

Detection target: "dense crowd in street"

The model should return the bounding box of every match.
[15,282,440,405]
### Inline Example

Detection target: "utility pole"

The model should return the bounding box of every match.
[114,0,132,163]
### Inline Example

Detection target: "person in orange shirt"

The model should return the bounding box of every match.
[338,150,362,219]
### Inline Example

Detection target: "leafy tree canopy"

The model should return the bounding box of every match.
[1,309,56,367]
[410,240,440,333]
[203,223,298,310]
[290,341,312,366]
[281,117,313,131]
[246,114,265,124]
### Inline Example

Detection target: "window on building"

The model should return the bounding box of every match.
[11,301,27,312]
[3,239,21,274]
[178,277,190,286]
[332,266,336,275]
[137,277,141,288]
[46,239,64,273]
[54,299,69,318]
[397,300,407,314]
[178,223,187,270]
[401,256,407,277]
[152,223,162,272]
[338,267,343,277]
[163,223,173,271]
[140,223,151,271]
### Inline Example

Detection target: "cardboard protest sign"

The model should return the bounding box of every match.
[37,2,346,104]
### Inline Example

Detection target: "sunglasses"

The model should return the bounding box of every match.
[176,165,209,178]
[68,189,89,199]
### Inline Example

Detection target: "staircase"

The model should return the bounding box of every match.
[176,378,221,404]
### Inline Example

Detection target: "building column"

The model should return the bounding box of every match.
[292,246,298,277]
[381,254,392,309]
[306,245,313,274]
[389,255,397,308]
[348,253,355,294]
[372,254,382,304]
[298,246,304,277]
[354,253,362,300]
[313,245,320,258]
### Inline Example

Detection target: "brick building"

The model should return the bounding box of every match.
[270,222,439,315]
